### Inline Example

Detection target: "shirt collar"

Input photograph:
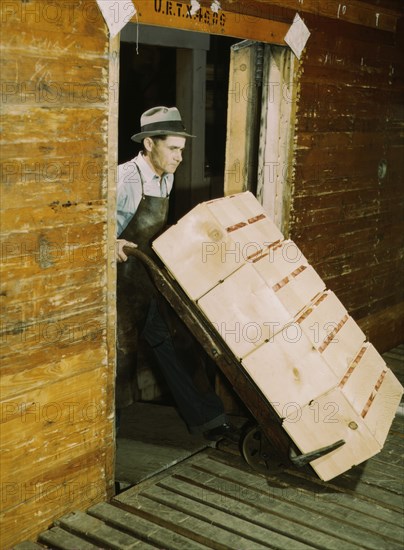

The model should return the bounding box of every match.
[135,152,161,183]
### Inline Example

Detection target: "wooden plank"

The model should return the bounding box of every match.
[1,463,108,549]
[224,41,260,196]
[289,199,398,228]
[0,2,114,547]
[305,27,403,66]
[159,475,361,550]
[1,278,104,326]
[1,446,112,513]
[291,216,403,244]
[145,483,281,549]
[115,439,206,485]
[297,130,390,152]
[1,106,107,145]
[122,22,210,49]
[117,492,309,550]
[171,463,402,550]
[152,203,239,298]
[11,543,45,550]
[304,20,400,60]
[38,526,100,550]
[363,369,404,446]
[296,112,403,134]
[371,447,404,467]
[358,303,404,354]
[1,267,106,324]
[325,274,402,318]
[321,263,403,300]
[0,348,106,406]
[112,440,403,550]
[200,449,404,529]
[293,190,403,221]
[299,247,403,286]
[106,31,120,500]
[0,0,107,36]
[131,0,401,33]
[0,55,107,101]
[55,511,155,549]
[296,133,399,167]
[283,388,381,481]
[301,231,404,269]
[133,0,289,44]
[340,344,387,415]
[116,495,241,550]
[257,44,298,233]
[291,187,393,212]
[341,456,403,494]
[297,291,366,376]
[207,192,284,246]
[0,303,106,354]
[383,350,404,380]
[0,225,108,282]
[242,328,338,417]
[198,262,293,358]
[1,369,110,496]
[381,444,404,464]
[1,263,105,297]
[295,58,394,89]
[198,455,404,547]
[384,350,404,361]
[253,240,326,304]
[0,205,107,234]
[153,193,283,300]
[88,501,210,550]
[1,26,107,57]
[287,462,404,513]
[286,0,401,32]
[1,309,106,365]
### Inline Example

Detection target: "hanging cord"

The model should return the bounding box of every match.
[135,8,139,55]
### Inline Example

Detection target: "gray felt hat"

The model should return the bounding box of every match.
[131,106,195,142]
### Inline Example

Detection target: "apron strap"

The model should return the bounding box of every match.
[133,161,145,199]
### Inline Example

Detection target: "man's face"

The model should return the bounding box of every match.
[145,135,186,176]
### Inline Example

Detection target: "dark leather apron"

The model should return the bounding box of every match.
[116,163,169,408]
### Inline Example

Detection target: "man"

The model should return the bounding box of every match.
[115,106,239,442]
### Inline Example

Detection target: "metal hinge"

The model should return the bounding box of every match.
[255,43,264,87]
[231,40,264,87]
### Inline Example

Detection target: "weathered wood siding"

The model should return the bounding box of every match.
[290,12,404,352]
[221,0,403,352]
[0,1,116,546]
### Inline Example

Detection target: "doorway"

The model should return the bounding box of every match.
[116,24,297,408]
[113,24,297,487]
[119,24,238,222]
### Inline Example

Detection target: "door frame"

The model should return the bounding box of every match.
[120,23,210,219]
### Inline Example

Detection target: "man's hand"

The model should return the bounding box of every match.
[116,239,137,263]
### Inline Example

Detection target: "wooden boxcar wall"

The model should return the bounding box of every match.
[222,0,403,352]
[288,10,404,352]
[0,1,117,546]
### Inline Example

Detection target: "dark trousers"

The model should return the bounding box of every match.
[141,298,226,434]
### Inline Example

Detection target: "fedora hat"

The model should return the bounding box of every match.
[131,106,195,142]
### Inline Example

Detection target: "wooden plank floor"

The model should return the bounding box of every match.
[13,346,404,550]
[115,402,212,489]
